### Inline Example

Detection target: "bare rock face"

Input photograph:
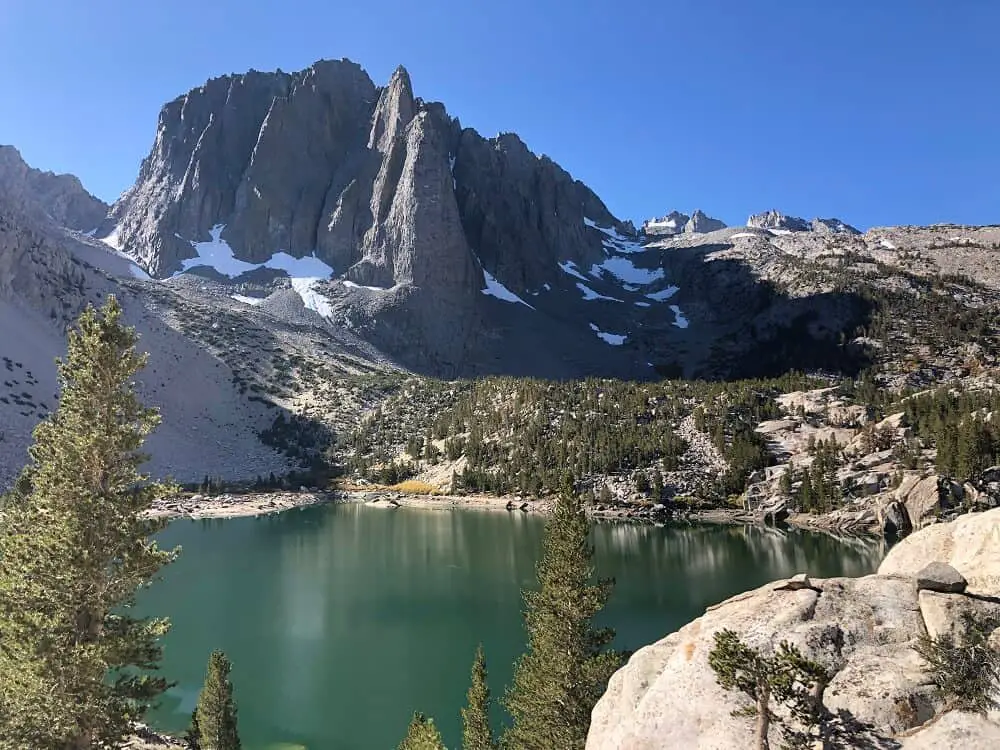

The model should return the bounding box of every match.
[747,209,812,232]
[683,209,726,234]
[642,211,689,236]
[879,507,1000,596]
[813,217,860,235]
[102,59,630,375]
[586,509,1000,750]
[0,145,107,231]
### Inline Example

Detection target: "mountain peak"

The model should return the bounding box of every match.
[747,210,811,232]
[643,209,726,236]
[0,144,107,230]
[685,210,726,234]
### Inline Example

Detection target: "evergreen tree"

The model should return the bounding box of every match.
[184,708,202,749]
[709,629,829,750]
[462,644,496,750]
[502,493,623,750]
[398,713,446,750]
[0,296,178,750]
[194,650,241,750]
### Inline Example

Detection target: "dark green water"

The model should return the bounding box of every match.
[138,504,885,750]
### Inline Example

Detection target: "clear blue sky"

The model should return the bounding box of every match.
[1,0,996,229]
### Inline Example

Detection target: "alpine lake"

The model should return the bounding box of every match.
[137,502,886,750]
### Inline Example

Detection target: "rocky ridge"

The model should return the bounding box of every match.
[0,145,108,231]
[642,209,726,236]
[586,508,1000,749]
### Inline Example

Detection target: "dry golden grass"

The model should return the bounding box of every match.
[390,479,441,495]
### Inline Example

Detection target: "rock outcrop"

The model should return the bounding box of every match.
[813,217,861,234]
[0,145,107,230]
[684,209,726,234]
[104,59,623,285]
[586,508,1000,749]
[101,58,637,375]
[642,211,689,236]
[746,210,858,235]
[747,209,812,232]
[643,209,726,236]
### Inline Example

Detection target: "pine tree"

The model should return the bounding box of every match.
[708,629,829,750]
[0,296,178,750]
[462,644,496,750]
[194,650,241,750]
[398,713,446,750]
[502,492,623,750]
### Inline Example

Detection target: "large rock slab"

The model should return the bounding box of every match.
[879,508,1000,597]
[918,590,1000,642]
[899,711,1000,748]
[588,511,1000,750]
[586,575,933,749]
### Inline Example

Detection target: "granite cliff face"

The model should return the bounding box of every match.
[105,61,622,284]
[104,59,640,374]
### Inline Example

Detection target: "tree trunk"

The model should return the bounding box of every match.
[755,684,771,750]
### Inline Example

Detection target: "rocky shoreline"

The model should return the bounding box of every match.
[146,488,884,541]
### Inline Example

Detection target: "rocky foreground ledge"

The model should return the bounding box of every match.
[586,508,1000,749]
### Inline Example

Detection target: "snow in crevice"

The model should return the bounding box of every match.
[342,280,399,292]
[96,226,152,280]
[589,322,627,346]
[634,301,651,308]
[479,267,534,308]
[584,216,645,254]
[577,283,623,303]
[645,285,680,302]
[559,260,590,282]
[174,224,336,317]
[669,304,690,329]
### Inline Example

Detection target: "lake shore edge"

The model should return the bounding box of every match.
[146,489,880,537]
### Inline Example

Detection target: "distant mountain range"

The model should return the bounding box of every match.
[2,56,999,489]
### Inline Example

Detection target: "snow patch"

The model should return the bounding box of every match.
[558,260,590,282]
[342,280,398,292]
[590,257,664,286]
[231,294,264,306]
[589,323,627,346]
[95,226,151,279]
[482,269,534,308]
[291,278,333,318]
[584,217,645,254]
[669,305,690,329]
[880,239,897,250]
[645,286,680,302]
[634,301,651,308]
[101,227,123,251]
[767,228,794,236]
[175,225,336,317]
[577,283,623,303]
[645,218,681,230]
[729,232,757,239]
